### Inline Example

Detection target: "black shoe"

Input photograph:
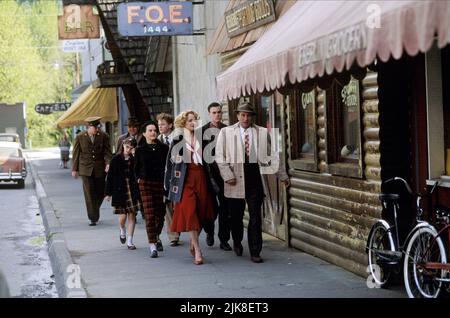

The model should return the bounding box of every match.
[150,250,158,258]
[206,233,214,247]
[89,221,96,226]
[156,239,163,252]
[170,240,179,247]
[233,243,243,256]
[120,235,126,244]
[251,255,263,263]
[219,242,232,251]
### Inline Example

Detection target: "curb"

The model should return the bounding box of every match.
[28,157,87,298]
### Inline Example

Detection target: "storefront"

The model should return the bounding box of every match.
[215,0,450,276]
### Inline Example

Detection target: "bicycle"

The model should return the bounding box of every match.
[403,181,450,298]
[366,177,414,288]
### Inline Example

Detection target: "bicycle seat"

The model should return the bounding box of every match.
[379,193,400,202]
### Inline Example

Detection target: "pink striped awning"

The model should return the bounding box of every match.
[216,0,450,100]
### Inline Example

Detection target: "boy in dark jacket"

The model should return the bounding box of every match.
[105,137,141,249]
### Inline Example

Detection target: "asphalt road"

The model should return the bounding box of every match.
[0,152,57,298]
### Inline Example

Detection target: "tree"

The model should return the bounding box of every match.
[0,0,75,148]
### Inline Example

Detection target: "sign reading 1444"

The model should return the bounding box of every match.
[117,2,193,37]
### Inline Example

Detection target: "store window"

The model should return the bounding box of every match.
[327,76,363,178]
[289,88,318,171]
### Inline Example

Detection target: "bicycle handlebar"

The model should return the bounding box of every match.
[383,177,413,194]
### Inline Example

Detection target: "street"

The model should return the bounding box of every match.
[25,148,405,298]
[0,151,57,298]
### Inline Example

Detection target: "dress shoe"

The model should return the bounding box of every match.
[89,221,96,226]
[127,244,136,250]
[206,233,214,247]
[233,243,243,256]
[250,255,263,263]
[156,239,163,251]
[150,250,158,258]
[120,235,126,244]
[170,240,179,247]
[219,242,232,251]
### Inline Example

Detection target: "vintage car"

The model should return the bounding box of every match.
[0,141,27,188]
[0,133,20,144]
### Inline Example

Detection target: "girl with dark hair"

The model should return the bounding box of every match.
[105,137,141,249]
[134,121,169,258]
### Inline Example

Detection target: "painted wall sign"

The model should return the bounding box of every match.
[35,103,71,115]
[297,23,367,69]
[117,2,193,37]
[225,0,276,38]
[58,4,100,40]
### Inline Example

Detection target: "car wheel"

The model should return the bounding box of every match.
[17,179,25,189]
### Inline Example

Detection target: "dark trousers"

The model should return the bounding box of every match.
[227,163,264,257]
[81,175,105,222]
[203,192,231,244]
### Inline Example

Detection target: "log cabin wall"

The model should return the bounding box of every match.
[287,70,382,277]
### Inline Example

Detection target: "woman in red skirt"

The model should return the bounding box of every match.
[164,110,215,265]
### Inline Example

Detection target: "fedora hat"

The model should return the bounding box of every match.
[127,116,140,127]
[236,102,256,115]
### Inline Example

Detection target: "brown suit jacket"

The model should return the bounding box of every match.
[72,130,112,177]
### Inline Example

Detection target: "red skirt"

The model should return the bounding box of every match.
[171,164,215,232]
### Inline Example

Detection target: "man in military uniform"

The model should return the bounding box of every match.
[72,116,112,226]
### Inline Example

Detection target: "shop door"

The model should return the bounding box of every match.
[255,94,288,241]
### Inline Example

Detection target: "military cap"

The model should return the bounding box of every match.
[85,116,102,126]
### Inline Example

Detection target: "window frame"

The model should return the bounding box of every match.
[288,88,319,172]
[326,76,364,179]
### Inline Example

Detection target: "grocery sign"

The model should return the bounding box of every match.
[117,2,193,36]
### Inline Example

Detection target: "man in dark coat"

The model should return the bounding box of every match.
[116,116,142,153]
[201,102,231,250]
[72,116,112,226]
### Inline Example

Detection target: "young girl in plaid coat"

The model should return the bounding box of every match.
[105,137,141,249]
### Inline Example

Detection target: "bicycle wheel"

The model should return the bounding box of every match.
[403,225,447,298]
[367,221,395,288]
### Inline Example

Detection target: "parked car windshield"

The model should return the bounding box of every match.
[0,135,19,143]
[0,147,19,157]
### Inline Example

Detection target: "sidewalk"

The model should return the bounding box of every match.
[29,148,405,298]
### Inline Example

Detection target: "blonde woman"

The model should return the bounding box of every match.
[164,110,215,265]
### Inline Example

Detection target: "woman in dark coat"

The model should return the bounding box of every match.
[165,110,215,265]
[105,137,141,249]
[134,121,169,258]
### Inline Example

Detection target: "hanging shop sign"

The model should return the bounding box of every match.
[61,39,89,52]
[58,4,100,40]
[117,1,193,37]
[35,103,71,115]
[225,0,276,38]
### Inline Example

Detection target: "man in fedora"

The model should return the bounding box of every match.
[116,116,142,153]
[72,116,112,226]
[215,102,290,263]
